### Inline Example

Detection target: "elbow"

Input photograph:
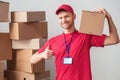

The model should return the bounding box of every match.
[112,38,120,44]
[113,41,119,44]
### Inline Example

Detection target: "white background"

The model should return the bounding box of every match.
[0,0,120,80]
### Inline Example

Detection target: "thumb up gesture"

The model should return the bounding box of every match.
[41,44,53,59]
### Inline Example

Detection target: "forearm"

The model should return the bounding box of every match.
[30,46,53,64]
[106,15,119,44]
[30,52,44,64]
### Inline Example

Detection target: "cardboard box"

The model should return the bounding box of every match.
[5,70,50,80]
[0,61,4,72]
[10,21,48,40]
[0,1,9,22]
[0,71,4,80]
[12,39,47,49]
[0,61,4,80]
[79,10,105,35]
[0,33,12,60]
[7,49,45,73]
[11,11,46,22]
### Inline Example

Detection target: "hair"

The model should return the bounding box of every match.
[57,9,67,14]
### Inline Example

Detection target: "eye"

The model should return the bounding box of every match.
[59,17,62,19]
[65,15,69,18]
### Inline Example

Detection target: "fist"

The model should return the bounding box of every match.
[41,46,53,59]
[94,8,111,18]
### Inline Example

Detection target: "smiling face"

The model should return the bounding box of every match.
[57,11,76,33]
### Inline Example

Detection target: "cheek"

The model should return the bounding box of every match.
[58,20,62,24]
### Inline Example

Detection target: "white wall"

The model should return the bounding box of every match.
[1,0,120,80]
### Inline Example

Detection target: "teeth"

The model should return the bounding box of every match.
[64,24,68,25]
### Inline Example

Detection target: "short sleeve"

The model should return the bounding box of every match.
[90,34,106,47]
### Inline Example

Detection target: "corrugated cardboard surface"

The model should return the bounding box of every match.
[0,1,9,22]
[10,21,48,40]
[0,61,4,80]
[5,70,50,80]
[12,39,40,49]
[7,49,45,73]
[0,71,4,80]
[12,38,47,50]
[0,33,12,60]
[11,11,46,22]
[0,61,4,72]
[79,10,105,36]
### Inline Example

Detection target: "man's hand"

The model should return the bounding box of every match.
[94,8,111,18]
[41,45,53,59]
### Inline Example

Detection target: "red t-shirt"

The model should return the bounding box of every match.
[38,30,106,80]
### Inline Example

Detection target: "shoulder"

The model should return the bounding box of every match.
[77,31,107,42]
[77,30,106,38]
[76,31,90,38]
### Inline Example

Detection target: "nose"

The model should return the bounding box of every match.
[62,17,67,23]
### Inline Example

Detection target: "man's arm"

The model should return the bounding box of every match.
[104,15,119,46]
[103,9,119,46]
[30,46,53,64]
[95,9,119,46]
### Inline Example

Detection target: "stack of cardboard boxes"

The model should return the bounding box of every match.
[0,1,12,80]
[0,1,50,80]
[5,11,50,80]
[0,61,4,80]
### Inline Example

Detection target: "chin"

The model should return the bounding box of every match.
[62,26,69,29]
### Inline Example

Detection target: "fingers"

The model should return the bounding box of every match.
[46,43,50,49]
[47,52,53,59]
[100,8,108,15]
[94,8,104,14]
[44,44,53,59]
[93,8,111,18]
[45,45,53,53]
[94,8,109,14]
[93,10,102,13]
[47,50,53,59]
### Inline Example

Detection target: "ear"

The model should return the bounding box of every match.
[73,14,76,19]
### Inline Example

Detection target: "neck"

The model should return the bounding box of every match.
[64,27,75,34]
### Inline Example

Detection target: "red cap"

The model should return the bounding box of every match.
[56,4,74,15]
